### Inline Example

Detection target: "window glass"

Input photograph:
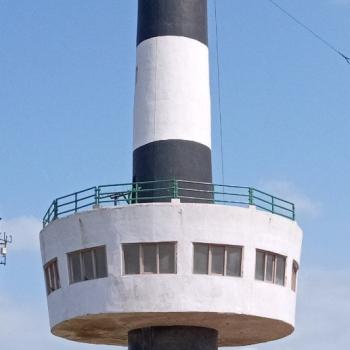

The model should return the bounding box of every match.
[46,265,53,293]
[255,250,287,287]
[266,254,274,282]
[53,261,60,289]
[255,251,265,281]
[82,250,94,280]
[124,244,140,275]
[142,244,157,273]
[292,261,298,291]
[45,267,51,292]
[70,252,82,283]
[159,243,175,273]
[193,244,209,274]
[211,245,225,275]
[226,246,242,277]
[95,246,108,278]
[275,255,286,286]
[45,259,61,294]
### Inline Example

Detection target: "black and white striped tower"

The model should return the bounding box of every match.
[133,0,212,196]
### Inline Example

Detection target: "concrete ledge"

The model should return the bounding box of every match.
[52,312,293,347]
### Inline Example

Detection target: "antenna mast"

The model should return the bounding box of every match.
[0,218,13,266]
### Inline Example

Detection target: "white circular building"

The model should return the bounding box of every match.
[40,1,303,349]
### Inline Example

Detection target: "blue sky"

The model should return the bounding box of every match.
[1,0,349,348]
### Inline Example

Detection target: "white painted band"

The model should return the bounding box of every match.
[133,36,212,150]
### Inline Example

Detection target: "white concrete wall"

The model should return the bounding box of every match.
[40,203,303,345]
[133,36,211,150]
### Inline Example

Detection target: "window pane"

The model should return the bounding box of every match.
[124,244,140,275]
[226,247,242,277]
[48,265,55,290]
[95,246,107,278]
[142,244,157,273]
[275,255,286,286]
[45,266,52,293]
[266,254,274,282]
[50,263,56,289]
[53,261,60,289]
[82,250,94,280]
[211,246,225,275]
[70,252,82,283]
[255,251,265,281]
[45,260,60,293]
[193,244,209,274]
[159,243,175,273]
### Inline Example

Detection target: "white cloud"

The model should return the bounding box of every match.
[1,216,42,252]
[260,180,321,218]
[0,292,116,349]
[235,267,350,350]
[331,0,350,6]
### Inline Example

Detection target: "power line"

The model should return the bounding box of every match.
[266,0,350,65]
[214,0,226,195]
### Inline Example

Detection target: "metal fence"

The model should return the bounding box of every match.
[42,179,295,227]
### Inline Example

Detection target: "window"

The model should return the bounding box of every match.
[123,242,176,275]
[68,246,107,284]
[44,259,60,295]
[291,260,299,292]
[193,243,242,277]
[255,250,286,286]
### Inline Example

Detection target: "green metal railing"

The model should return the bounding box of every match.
[42,179,295,227]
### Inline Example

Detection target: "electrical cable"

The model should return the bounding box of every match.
[266,0,350,65]
[214,0,226,197]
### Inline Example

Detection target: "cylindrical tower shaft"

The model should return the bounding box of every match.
[133,0,212,200]
[129,327,218,350]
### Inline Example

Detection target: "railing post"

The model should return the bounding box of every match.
[172,178,178,199]
[248,188,253,206]
[53,200,58,220]
[135,183,139,204]
[272,197,275,213]
[74,193,78,212]
[95,187,100,206]
[292,203,295,220]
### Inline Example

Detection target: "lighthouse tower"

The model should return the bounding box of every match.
[40,1,303,349]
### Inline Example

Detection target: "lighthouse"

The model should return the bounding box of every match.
[40,1,303,349]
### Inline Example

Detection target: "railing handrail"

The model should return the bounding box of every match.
[42,179,296,227]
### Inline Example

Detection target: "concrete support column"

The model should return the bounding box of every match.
[128,326,218,350]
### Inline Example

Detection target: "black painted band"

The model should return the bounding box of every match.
[133,140,213,203]
[137,0,208,46]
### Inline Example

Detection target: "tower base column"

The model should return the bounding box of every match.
[128,326,218,350]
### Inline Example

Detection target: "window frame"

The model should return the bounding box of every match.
[193,243,243,277]
[255,249,286,286]
[68,245,108,284]
[122,242,177,275]
[44,258,61,295]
